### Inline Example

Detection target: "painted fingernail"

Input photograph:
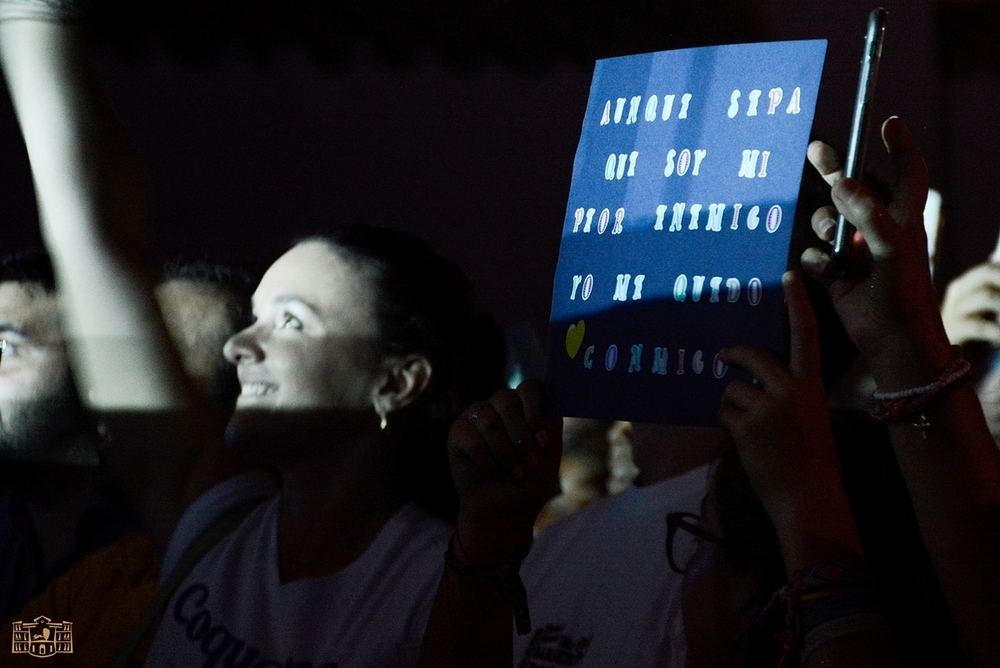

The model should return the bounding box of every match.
[468,407,481,425]
[534,430,549,448]
[525,452,538,469]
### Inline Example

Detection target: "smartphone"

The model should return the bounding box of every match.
[830,7,888,271]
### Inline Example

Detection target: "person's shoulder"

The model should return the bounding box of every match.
[640,462,713,509]
[161,471,277,576]
[385,503,453,553]
[527,487,635,563]
[545,463,711,533]
[527,463,712,565]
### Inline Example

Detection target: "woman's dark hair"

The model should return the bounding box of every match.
[306,227,506,522]
[713,445,793,668]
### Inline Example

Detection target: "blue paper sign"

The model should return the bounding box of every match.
[546,40,827,425]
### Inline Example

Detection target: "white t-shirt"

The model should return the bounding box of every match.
[515,465,710,668]
[145,473,452,668]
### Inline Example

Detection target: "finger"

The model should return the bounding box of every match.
[959,319,1000,347]
[719,345,790,393]
[515,379,547,433]
[829,177,897,259]
[717,402,746,436]
[489,389,536,461]
[811,206,839,244]
[449,409,500,479]
[955,289,1000,318]
[468,401,523,479]
[783,272,822,380]
[515,378,562,456]
[882,117,930,228]
[807,140,844,187]
[720,379,758,412]
[953,263,1000,295]
[800,246,832,283]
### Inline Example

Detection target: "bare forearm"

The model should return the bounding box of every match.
[868,341,1000,660]
[0,20,150,275]
[0,17,181,410]
[885,388,1000,661]
[0,13,224,551]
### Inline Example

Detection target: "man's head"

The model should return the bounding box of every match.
[0,251,95,466]
[156,259,260,413]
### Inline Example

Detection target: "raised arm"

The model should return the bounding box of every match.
[419,379,562,668]
[0,9,167,402]
[0,4,239,552]
[719,272,896,667]
[804,117,1000,663]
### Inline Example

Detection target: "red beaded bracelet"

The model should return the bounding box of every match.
[867,346,971,438]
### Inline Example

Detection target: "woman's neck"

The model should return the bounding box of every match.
[274,434,406,583]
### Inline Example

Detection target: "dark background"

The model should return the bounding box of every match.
[0,0,991,340]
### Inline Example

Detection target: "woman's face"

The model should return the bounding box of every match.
[223,240,383,414]
[680,486,767,668]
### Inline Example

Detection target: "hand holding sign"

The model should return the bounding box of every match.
[718,272,857,563]
[547,40,827,425]
[448,380,562,565]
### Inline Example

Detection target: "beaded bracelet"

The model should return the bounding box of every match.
[868,346,971,438]
[443,536,532,635]
[767,561,888,667]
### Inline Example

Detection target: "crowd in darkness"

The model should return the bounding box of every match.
[1,2,1000,668]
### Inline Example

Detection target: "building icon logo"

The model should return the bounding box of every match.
[11,616,73,657]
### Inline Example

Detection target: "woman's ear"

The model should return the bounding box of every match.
[372,354,433,415]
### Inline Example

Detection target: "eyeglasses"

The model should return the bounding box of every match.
[666,511,725,574]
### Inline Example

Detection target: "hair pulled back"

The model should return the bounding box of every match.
[305,227,505,522]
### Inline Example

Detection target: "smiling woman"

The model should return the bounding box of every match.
[224,240,383,415]
[138,228,504,666]
[222,230,502,521]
